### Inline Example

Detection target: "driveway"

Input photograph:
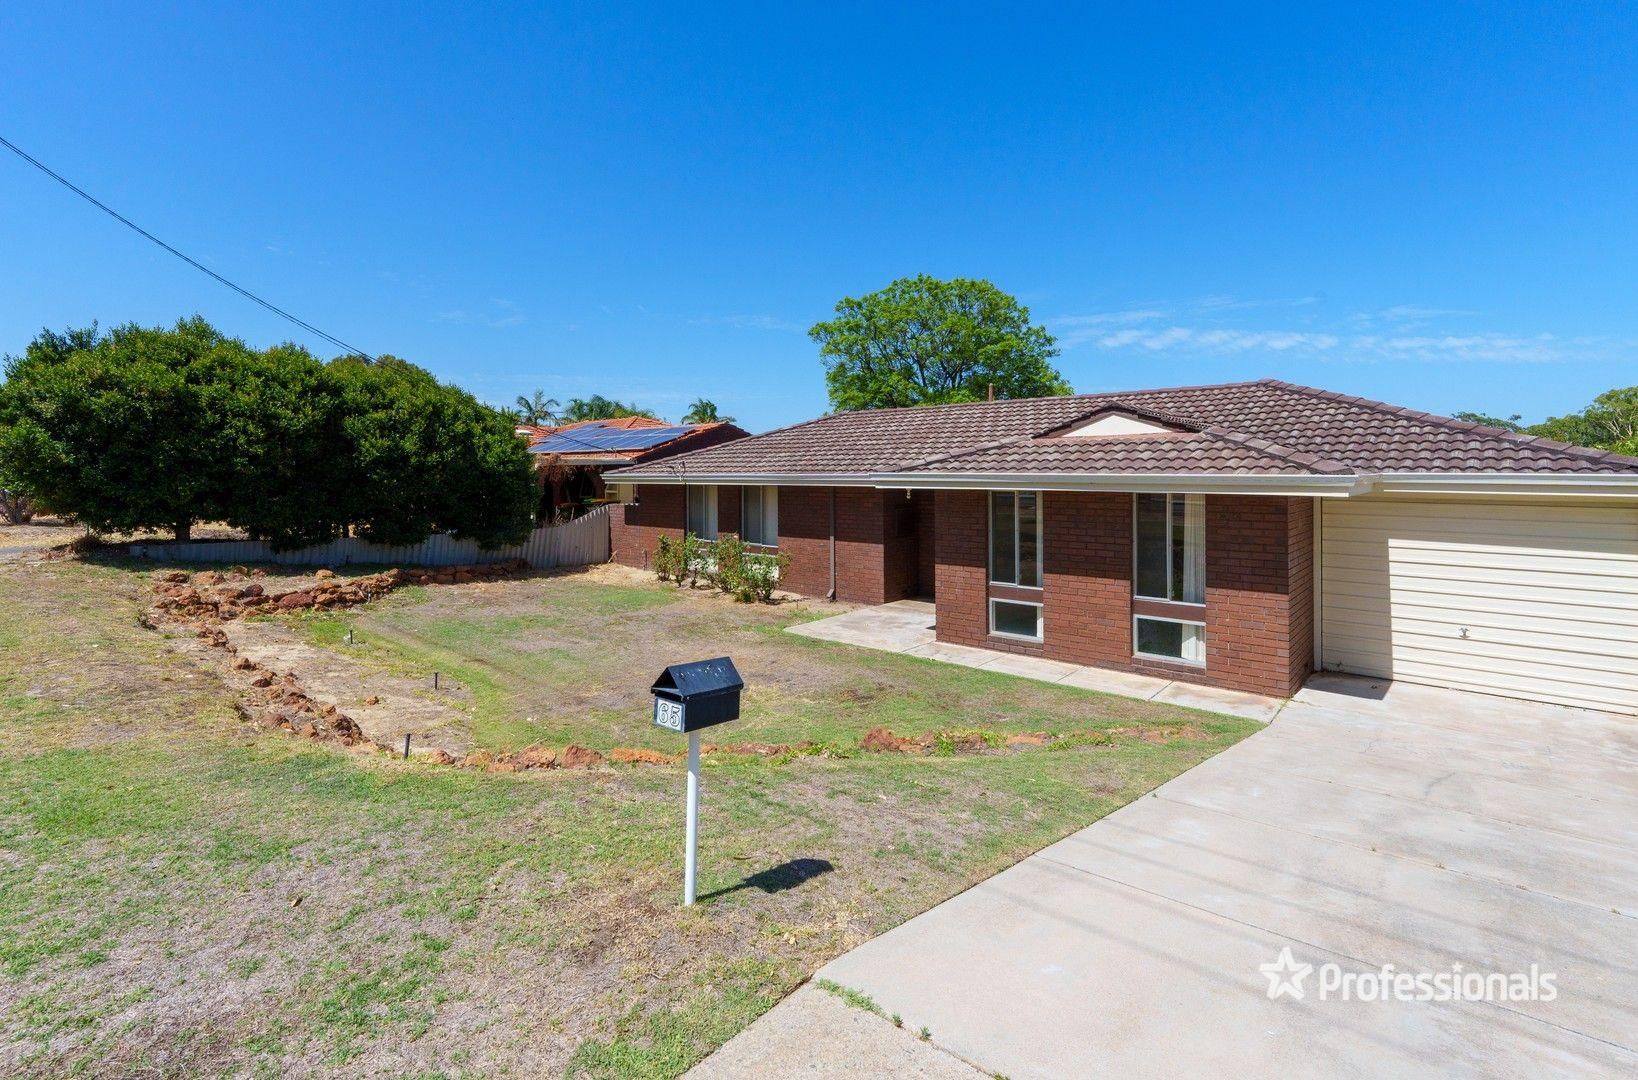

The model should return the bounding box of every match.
[696,674,1638,1078]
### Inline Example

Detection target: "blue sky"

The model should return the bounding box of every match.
[3,2,1635,431]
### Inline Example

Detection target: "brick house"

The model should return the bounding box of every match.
[605,380,1638,712]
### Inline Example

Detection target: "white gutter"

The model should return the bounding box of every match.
[606,469,1638,498]
[1373,473,1638,497]
[600,471,884,487]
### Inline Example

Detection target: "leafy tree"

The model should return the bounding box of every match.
[808,275,1070,411]
[327,356,536,548]
[1524,387,1638,452]
[0,319,537,548]
[1452,411,1523,432]
[681,398,733,424]
[0,448,31,523]
[562,395,659,422]
[0,318,248,540]
[514,390,560,425]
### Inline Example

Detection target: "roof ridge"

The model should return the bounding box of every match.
[895,434,1036,471]
[787,379,1272,423]
[1196,423,1355,475]
[1260,379,1638,470]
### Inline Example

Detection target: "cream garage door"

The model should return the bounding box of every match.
[1319,496,1638,714]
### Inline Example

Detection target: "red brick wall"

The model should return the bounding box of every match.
[933,491,990,648]
[934,491,1316,698]
[1042,492,1133,667]
[1202,496,1314,696]
[611,484,919,605]
[610,484,685,571]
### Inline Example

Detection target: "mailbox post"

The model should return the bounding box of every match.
[651,657,743,905]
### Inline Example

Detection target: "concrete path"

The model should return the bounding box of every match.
[699,674,1638,1078]
[686,986,984,1079]
[787,599,1284,722]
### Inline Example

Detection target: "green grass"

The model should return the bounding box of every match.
[289,574,1230,754]
[0,560,1260,1077]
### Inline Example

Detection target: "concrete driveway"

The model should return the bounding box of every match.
[696,675,1638,1078]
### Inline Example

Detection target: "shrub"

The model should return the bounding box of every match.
[654,534,682,584]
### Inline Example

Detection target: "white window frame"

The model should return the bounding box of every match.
[741,485,779,547]
[686,484,718,540]
[1133,614,1206,666]
[990,597,1043,641]
[1133,493,1205,605]
[988,490,1043,590]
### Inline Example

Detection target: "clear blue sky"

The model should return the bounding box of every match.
[4,2,1635,431]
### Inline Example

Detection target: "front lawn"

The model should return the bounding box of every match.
[0,556,1259,1077]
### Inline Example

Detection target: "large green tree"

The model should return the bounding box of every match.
[0,318,248,540]
[0,319,537,548]
[329,356,536,548]
[809,275,1070,410]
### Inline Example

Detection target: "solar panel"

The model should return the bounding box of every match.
[529,424,696,454]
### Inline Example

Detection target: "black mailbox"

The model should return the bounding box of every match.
[651,657,743,733]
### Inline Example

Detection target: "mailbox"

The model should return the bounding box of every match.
[651,657,743,733]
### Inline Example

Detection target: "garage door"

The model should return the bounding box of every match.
[1319,496,1638,714]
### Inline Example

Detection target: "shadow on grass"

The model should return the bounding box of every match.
[699,857,835,902]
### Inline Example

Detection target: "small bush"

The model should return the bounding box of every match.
[653,535,682,584]
[652,532,786,603]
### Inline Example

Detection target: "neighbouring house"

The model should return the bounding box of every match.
[605,379,1638,713]
[520,416,748,523]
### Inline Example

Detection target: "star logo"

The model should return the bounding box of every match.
[1260,947,1313,1000]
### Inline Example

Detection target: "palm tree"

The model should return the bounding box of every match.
[681,398,733,424]
[563,395,660,422]
[514,390,561,426]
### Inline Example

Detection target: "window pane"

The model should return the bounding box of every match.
[992,600,1040,638]
[1135,494,1168,598]
[742,487,763,544]
[1170,494,1187,601]
[1180,493,1205,604]
[687,486,717,539]
[1180,621,1206,663]
[1136,617,1205,662]
[990,492,1016,583]
[1136,616,1182,658]
[1017,492,1040,587]
[762,486,778,546]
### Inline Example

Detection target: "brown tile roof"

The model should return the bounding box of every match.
[607,379,1638,481]
[905,430,1351,476]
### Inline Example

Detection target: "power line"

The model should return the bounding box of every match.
[0,134,375,361]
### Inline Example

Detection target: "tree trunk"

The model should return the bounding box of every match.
[175,519,192,542]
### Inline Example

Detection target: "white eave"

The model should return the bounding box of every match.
[1373,472,1638,497]
[601,471,886,487]
[605,468,1638,499]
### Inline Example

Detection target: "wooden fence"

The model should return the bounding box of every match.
[125,505,611,569]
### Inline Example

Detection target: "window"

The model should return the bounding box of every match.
[741,486,779,546]
[991,598,1042,640]
[686,485,718,540]
[1135,616,1205,664]
[990,491,1041,587]
[1135,493,1204,603]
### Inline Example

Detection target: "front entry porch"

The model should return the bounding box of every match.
[787,599,1284,722]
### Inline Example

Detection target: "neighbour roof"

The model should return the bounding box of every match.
[526,418,736,461]
[606,379,1638,484]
